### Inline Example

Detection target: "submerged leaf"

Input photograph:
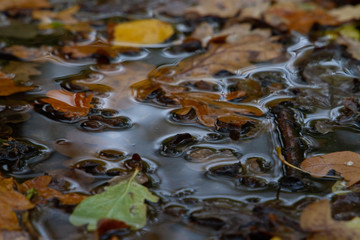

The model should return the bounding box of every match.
[300,199,360,239]
[300,151,360,187]
[0,72,35,96]
[41,90,93,118]
[69,169,159,230]
[2,61,41,83]
[113,19,174,45]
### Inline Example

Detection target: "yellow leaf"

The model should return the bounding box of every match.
[113,19,174,45]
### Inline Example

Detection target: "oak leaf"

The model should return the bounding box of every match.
[0,175,34,230]
[0,71,35,96]
[18,175,86,205]
[300,151,360,187]
[300,199,360,240]
[0,0,50,11]
[113,19,174,45]
[41,90,93,118]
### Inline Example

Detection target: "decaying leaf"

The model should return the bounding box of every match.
[330,4,360,22]
[2,61,41,83]
[300,199,360,240]
[0,175,34,230]
[41,90,93,118]
[0,45,53,61]
[18,175,86,205]
[32,5,80,25]
[0,71,35,96]
[69,169,159,230]
[264,2,339,34]
[300,151,360,187]
[113,19,174,45]
[0,0,50,11]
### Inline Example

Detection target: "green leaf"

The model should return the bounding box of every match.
[69,169,159,230]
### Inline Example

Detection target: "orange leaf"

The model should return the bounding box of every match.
[41,90,93,118]
[0,72,35,96]
[19,175,86,205]
[300,151,360,187]
[0,0,50,11]
[0,176,34,230]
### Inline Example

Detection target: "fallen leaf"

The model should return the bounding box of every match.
[0,45,53,61]
[70,169,159,230]
[264,3,339,34]
[0,0,50,11]
[330,4,360,22]
[0,71,35,96]
[149,31,281,81]
[300,199,360,239]
[2,61,41,83]
[0,231,31,240]
[0,175,34,230]
[300,151,360,187]
[18,175,86,205]
[60,40,138,59]
[33,5,79,25]
[41,90,93,118]
[113,19,174,45]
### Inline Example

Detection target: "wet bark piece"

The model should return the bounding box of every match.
[272,103,305,187]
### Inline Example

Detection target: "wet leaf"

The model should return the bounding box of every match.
[0,71,35,96]
[300,151,360,187]
[70,169,159,230]
[300,199,360,239]
[0,45,53,61]
[0,0,50,11]
[18,175,86,205]
[113,19,174,45]
[33,5,80,25]
[41,90,93,118]
[2,61,41,83]
[0,175,34,230]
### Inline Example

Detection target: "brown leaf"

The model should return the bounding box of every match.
[2,61,41,83]
[330,4,360,22]
[41,90,93,118]
[19,175,86,205]
[264,3,339,34]
[300,151,360,186]
[0,72,35,96]
[60,40,138,59]
[0,231,31,240]
[33,5,79,25]
[149,32,282,81]
[300,199,360,240]
[336,36,360,61]
[0,45,53,61]
[0,176,34,230]
[0,0,50,11]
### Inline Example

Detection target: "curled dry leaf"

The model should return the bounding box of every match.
[0,0,50,11]
[0,71,35,96]
[300,199,360,240]
[300,151,360,187]
[18,175,86,205]
[0,175,34,231]
[113,19,174,45]
[41,90,93,118]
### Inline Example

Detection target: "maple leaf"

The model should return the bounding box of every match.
[2,61,41,83]
[0,175,34,230]
[41,90,93,118]
[18,175,86,205]
[113,19,174,45]
[0,0,50,11]
[0,71,35,96]
[69,169,159,230]
[300,199,360,239]
[300,151,360,187]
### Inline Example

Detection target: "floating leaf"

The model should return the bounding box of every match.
[2,61,41,83]
[113,19,174,45]
[18,175,86,205]
[69,169,159,230]
[0,175,34,230]
[0,72,35,96]
[41,90,93,118]
[300,199,360,239]
[300,151,360,187]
